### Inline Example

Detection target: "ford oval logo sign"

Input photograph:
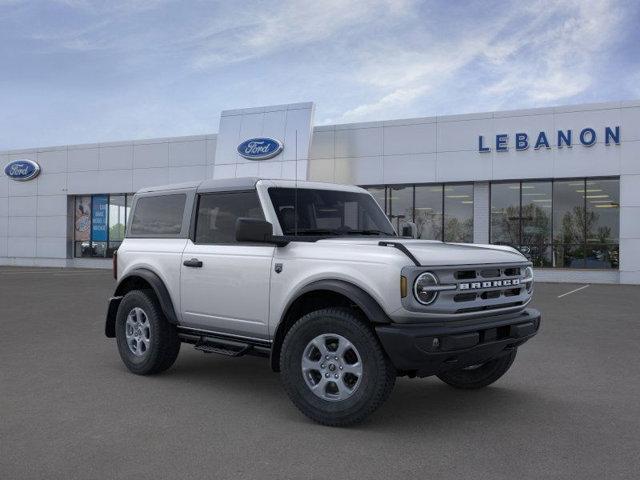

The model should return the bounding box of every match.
[4,159,41,181]
[237,137,283,160]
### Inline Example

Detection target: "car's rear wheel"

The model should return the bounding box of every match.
[436,349,517,389]
[115,289,180,375]
[280,308,396,426]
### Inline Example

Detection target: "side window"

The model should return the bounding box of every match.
[195,191,264,244]
[129,194,186,236]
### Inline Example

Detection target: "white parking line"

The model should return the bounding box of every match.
[557,284,590,298]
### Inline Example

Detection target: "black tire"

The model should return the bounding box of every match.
[115,289,180,375]
[280,307,396,427]
[436,349,517,389]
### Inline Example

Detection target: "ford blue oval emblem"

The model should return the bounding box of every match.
[4,159,41,181]
[237,137,283,160]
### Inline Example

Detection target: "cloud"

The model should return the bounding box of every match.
[482,0,622,104]
[0,0,635,149]
[334,0,626,122]
[190,0,413,69]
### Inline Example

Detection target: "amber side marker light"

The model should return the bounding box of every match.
[400,276,408,298]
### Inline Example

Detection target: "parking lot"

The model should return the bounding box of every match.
[1,267,639,479]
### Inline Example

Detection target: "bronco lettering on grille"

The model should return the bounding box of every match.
[459,278,520,290]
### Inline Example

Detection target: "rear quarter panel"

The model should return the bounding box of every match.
[117,238,188,322]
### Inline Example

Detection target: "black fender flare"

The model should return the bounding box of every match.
[105,268,178,338]
[282,279,391,326]
[270,279,391,371]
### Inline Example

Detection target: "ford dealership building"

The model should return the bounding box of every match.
[1,100,639,284]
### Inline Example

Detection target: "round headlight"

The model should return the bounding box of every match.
[524,266,534,293]
[414,272,439,305]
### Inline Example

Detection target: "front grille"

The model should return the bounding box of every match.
[479,268,501,278]
[406,262,532,316]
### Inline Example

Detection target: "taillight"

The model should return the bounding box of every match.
[113,250,118,280]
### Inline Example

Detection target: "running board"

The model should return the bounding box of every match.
[178,328,270,358]
[194,337,251,357]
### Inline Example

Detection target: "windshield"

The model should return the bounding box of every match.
[268,188,396,237]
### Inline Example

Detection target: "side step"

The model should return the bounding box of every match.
[194,337,251,357]
[177,327,271,358]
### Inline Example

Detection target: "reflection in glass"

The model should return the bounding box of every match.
[389,186,413,233]
[553,180,586,268]
[553,244,585,268]
[490,183,520,246]
[585,244,619,269]
[585,179,619,245]
[444,184,473,243]
[414,185,442,240]
[521,181,552,266]
[109,195,126,242]
[365,187,386,214]
[489,178,620,269]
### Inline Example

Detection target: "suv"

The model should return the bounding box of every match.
[105,177,540,426]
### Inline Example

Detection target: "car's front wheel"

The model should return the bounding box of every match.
[436,349,517,389]
[115,289,180,375]
[280,308,396,426]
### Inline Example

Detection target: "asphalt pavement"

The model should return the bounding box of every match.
[1,267,639,479]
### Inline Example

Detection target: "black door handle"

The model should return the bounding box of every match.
[183,258,203,268]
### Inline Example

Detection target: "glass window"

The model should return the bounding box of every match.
[365,187,386,214]
[585,179,619,269]
[388,186,413,233]
[268,188,395,237]
[585,179,619,244]
[130,194,186,236]
[490,178,619,269]
[109,195,126,242]
[107,195,126,256]
[195,191,264,244]
[444,184,473,243]
[73,192,134,258]
[521,181,552,266]
[414,185,442,240]
[553,180,586,268]
[491,183,520,246]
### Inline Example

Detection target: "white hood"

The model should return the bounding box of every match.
[316,238,527,266]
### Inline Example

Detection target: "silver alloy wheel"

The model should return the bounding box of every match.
[301,333,363,402]
[125,307,151,357]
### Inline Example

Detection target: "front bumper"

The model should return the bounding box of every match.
[375,308,541,377]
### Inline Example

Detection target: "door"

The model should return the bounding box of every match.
[180,190,274,340]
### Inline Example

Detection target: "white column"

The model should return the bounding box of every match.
[619,173,640,284]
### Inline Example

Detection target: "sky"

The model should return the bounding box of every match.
[1,0,639,150]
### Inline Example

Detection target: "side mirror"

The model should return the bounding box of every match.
[401,222,417,239]
[235,218,289,246]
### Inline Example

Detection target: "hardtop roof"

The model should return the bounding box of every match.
[135,177,367,195]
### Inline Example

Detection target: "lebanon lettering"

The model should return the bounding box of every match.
[478,126,620,152]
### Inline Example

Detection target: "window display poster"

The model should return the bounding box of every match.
[75,196,91,241]
[92,194,108,242]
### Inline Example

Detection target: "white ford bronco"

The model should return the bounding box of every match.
[105,177,540,426]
